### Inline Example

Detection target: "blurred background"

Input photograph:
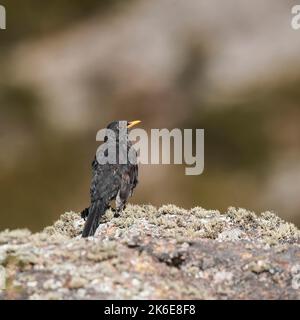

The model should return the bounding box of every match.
[1,0,300,231]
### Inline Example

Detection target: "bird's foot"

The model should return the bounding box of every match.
[81,208,89,221]
[114,211,121,218]
[114,213,120,218]
[114,205,126,218]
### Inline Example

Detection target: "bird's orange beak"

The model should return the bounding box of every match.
[127,120,141,129]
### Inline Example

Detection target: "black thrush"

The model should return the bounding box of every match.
[81,120,140,237]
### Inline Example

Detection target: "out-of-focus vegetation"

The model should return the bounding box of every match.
[0,0,126,46]
[0,0,300,231]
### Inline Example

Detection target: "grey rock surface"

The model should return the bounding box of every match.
[0,205,299,299]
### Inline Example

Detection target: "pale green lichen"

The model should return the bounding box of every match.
[43,211,83,238]
[257,212,299,245]
[86,242,118,262]
[3,251,39,270]
[226,207,299,245]
[158,204,188,216]
[39,205,299,245]
[244,260,273,274]
[201,218,226,239]
[190,207,220,218]
[226,207,257,227]
[0,229,31,244]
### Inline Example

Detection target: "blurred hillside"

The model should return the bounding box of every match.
[0,0,300,231]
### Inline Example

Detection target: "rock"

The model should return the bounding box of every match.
[0,205,299,300]
[68,277,87,290]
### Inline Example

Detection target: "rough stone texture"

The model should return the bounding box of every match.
[0,205,299,300]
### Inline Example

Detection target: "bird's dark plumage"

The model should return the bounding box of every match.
[82,120,139,238]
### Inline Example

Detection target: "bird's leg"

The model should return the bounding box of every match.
[115,192,126,217]
[114,205,124,218]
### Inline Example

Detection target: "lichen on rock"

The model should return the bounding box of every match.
[43,211,83,238]
[0,205,299,300]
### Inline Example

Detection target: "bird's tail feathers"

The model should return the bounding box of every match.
[82,200,108,238]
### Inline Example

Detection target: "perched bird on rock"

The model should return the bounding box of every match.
[81,120,140,238]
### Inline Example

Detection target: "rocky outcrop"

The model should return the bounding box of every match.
[0,205,299,299]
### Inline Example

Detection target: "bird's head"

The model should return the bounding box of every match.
[106,120,141,135]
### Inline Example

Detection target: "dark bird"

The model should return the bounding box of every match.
[81,120,140,238]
